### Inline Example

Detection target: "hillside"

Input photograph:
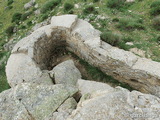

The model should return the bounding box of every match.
[1,0,160,93]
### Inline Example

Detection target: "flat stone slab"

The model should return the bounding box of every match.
[51,15,78,29]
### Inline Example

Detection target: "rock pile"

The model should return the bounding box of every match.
[1,60,160,120]
[1,15,160,120]
[6,15,160,97]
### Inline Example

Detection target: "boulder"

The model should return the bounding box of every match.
[51,15,78,29]
[0,89,33,120]
[51,60,81,86]
[14,83,78,120]
[24,0,36,10]
[0,83,78,120]
[68,87,160,120]
[6,53,53,87]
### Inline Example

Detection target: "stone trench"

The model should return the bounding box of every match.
[1,15,160,120]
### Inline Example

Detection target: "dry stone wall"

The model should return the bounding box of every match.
[6,15,160,97]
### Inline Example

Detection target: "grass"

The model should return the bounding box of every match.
[1,0,160,92]
[69,51,135,91]
[0,62,10,93]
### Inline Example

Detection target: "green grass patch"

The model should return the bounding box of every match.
[41,0,61,13]
[0,63,10,93]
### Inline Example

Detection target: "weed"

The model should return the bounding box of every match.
[39,13,48,22]
[100,31,121,46]
[11,12,22,23]
[5,25,15,36]
[83,5,98,14]
[0,63,10,93]
[64,3,74,12]
[41,0,61,13]
[116,18,145,31]
[150,0,160,16]
[152,16,160,30]
[93,0,100,2]
[21,11,33,21]
[7,0,14,6]
[107,0,127,9]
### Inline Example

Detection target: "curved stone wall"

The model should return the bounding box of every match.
[6,15,160,97]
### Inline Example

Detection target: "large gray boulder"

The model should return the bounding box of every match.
[51,60,81,86]
[68,87,160,120]
[6,53,53,87]
[24,0,36,10]
[0,89,32,120]
[0,83,78,120]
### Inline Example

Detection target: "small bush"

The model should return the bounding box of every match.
[107,0,126,9]
[150,0,160,8]
[93,0,100,2]
[19,25,26,29]
[64,3,74,11]
[150,7,160,16]
[7,0,14,6]
[150,0,160,16]
[41,0,61,13]
[152,16,160,30]
[11,13,22,23]
[116,18,145,31]
[5,25,15,36]
[27,21,32,26]
[21,11,33,21]
[112,18,119,22]
[100,32,121,46]
[39,14,48,22]
[83,5,98,14]
[8,6,13,9]
[152,36,160,44]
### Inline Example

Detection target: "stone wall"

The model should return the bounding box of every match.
[6,15,160,97]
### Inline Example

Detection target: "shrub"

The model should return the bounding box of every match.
[7,0,14,6]
[107,0,126,9]
[41,0,61,13]
[5,25,15,35]
[112,18,119,22]
[21,11,33,21]
[100,32,121,46]
[150,0,160,16]
[150,0,160,8]
[39,14,48,22]
[8,6,13,9]
[64,3,74,11]
[152,16,160,30]
[150,7,160,16]
[83,5,98,14]
[27,21,32,26]
[152,36,160,44]
[11,13,22,23]
[93,0,100,2]
[116,18,145,31]
[19,25,26,29]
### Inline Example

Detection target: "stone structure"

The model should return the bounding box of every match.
[6,14,160,97]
